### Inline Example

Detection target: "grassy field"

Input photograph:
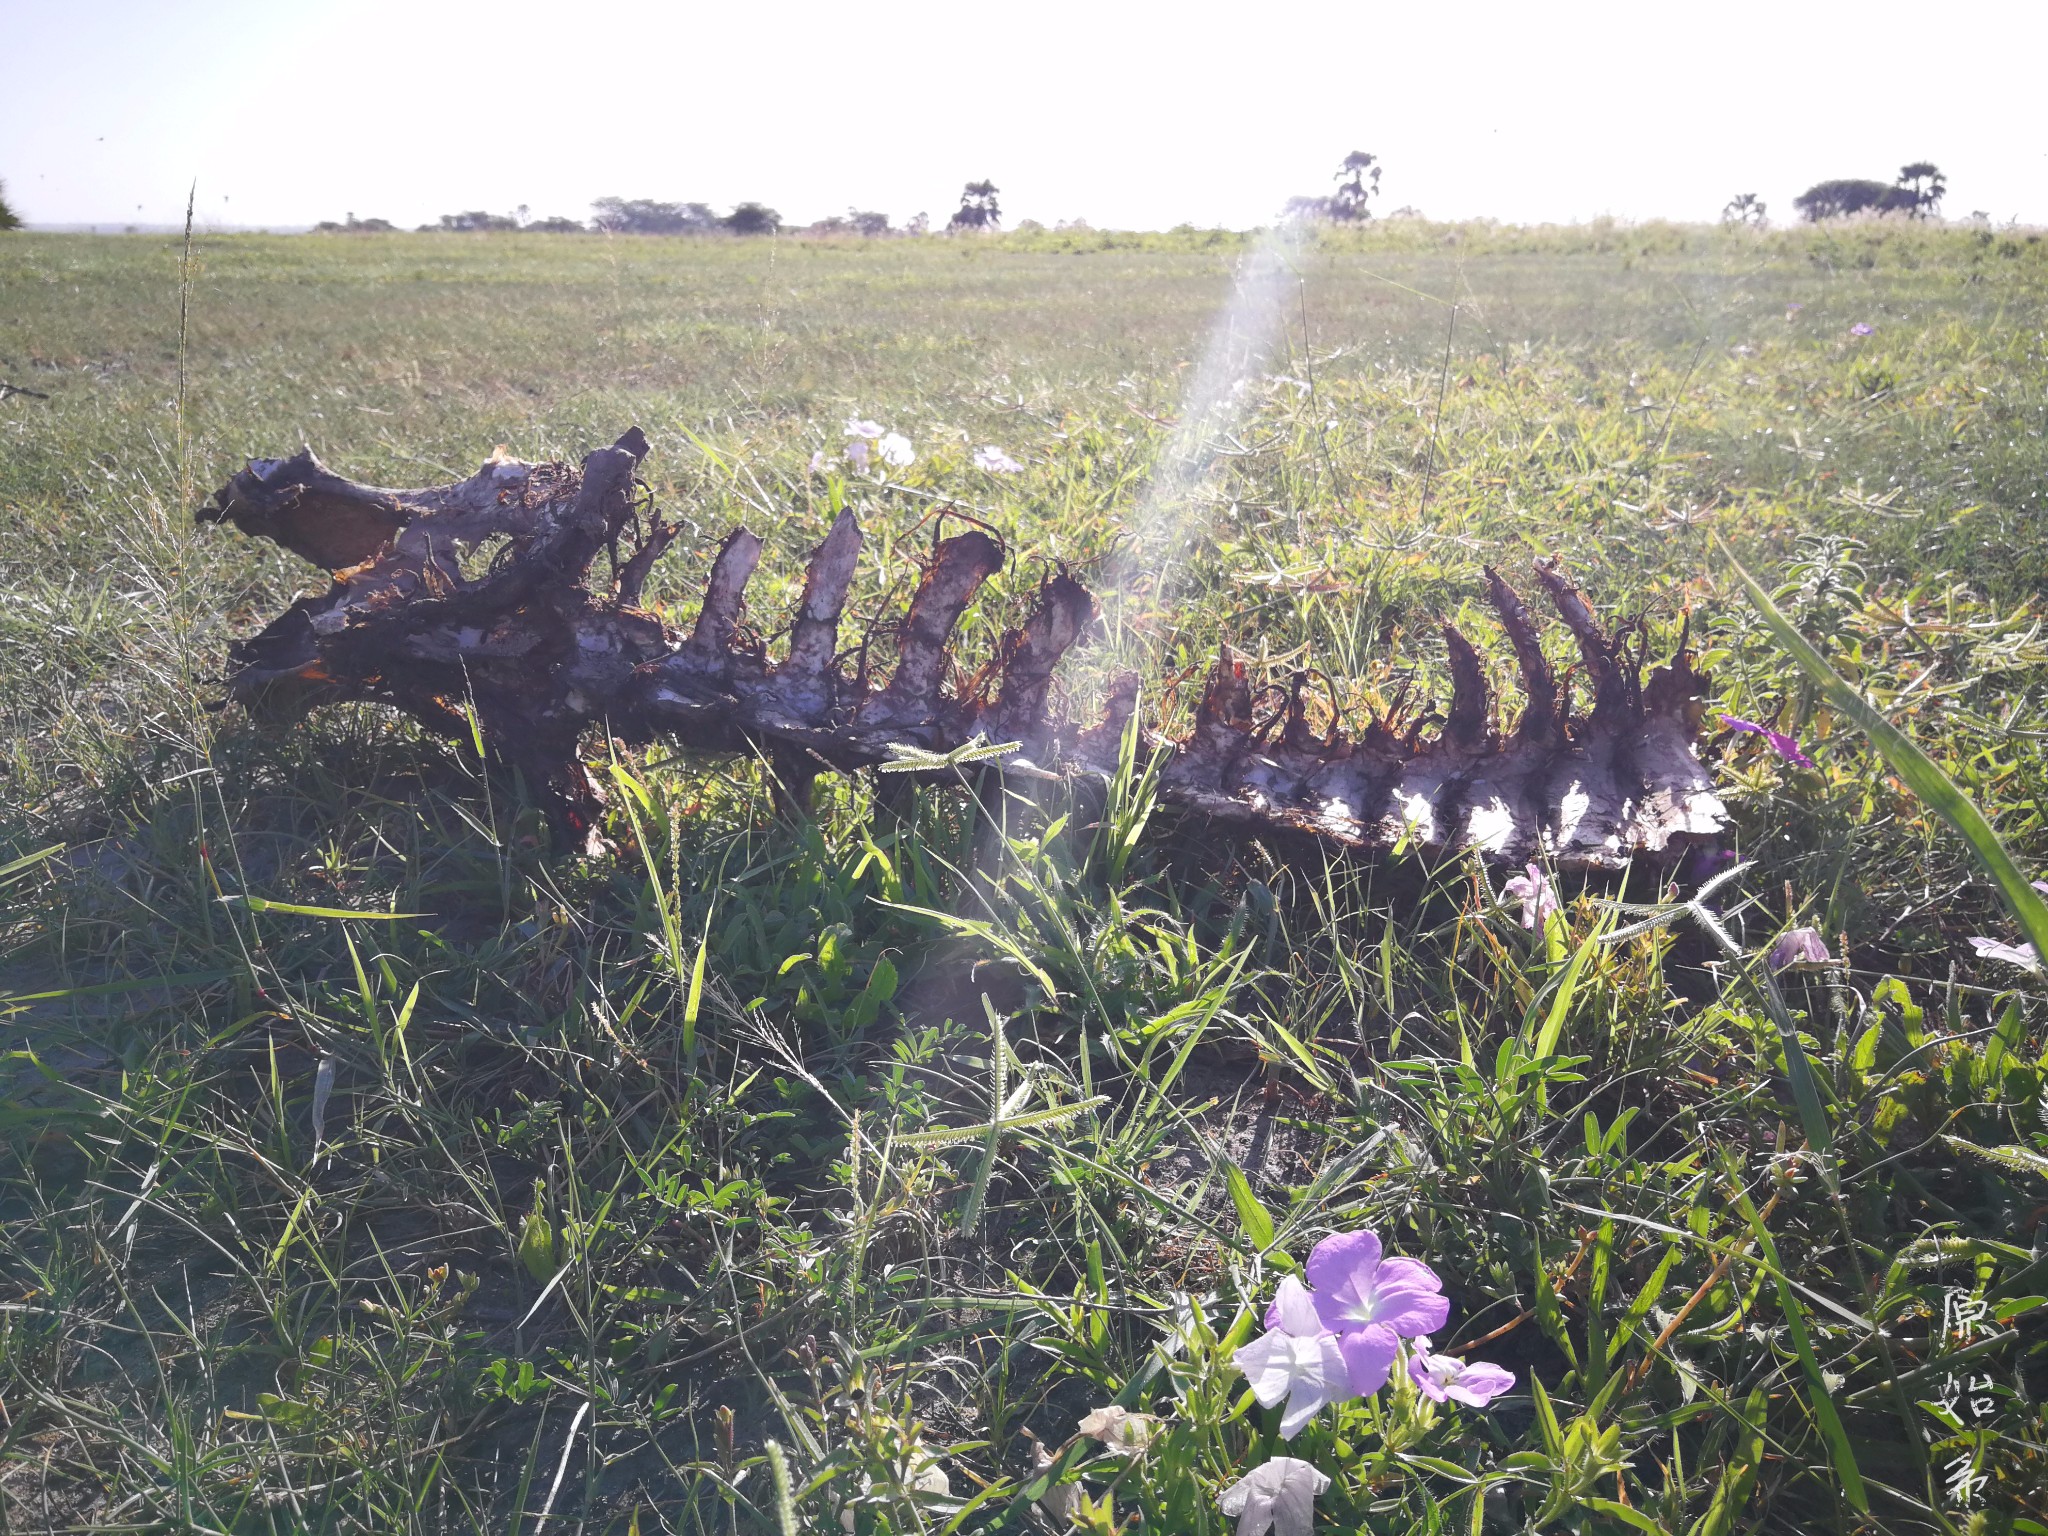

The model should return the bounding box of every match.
[3,221,2047,1534]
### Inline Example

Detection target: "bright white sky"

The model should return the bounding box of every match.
[4,0,2043,231]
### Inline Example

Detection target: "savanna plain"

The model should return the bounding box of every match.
[2,222,2047,1534]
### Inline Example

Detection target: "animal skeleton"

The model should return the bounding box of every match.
[199,429,1727,864]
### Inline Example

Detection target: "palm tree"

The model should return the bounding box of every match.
[1895,162,1947,219]
[949,181,1001,230]
[1328,151,1381,223]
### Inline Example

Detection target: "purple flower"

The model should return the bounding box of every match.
[1234,1276,1358,1438]
[1850,323,1874,336]
[1720,715,1815,769]
[1785,302,1805,316]
[1406,1337,1516,1407]
[1767,927,1832,973]
[1289,1230,1448,1392]
[1501,863,1559,930]
[1969,937,2041,973]
[972,445,1024,474]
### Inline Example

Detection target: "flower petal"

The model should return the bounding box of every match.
[1218,1457,1330,1536]
[1406,1350,1448,1402]
[1304,1229,1380,1301]
[1266,1274,1322,1336]
[1233,1331,1304,1411]
[1336,1324,1397,1396]
[1445,1360,1517,1407]
[1969,937,2041,972]
[1366,1258,1450,1337]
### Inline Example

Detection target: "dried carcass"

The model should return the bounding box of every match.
[199,429,1727,865]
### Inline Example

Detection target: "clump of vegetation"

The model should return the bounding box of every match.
[1286,150,1383,224]
[1721,191,1767,227]
[948,179,1001,230]
[0,178,21,231]
[3,223,2048,1533]
[591,197,720,234]
[311,213,398,233]
[722,201,780,235]
[805,208,895,237]
[1796,162,1947,221]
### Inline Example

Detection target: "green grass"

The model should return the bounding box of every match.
[2,221,2046,1534]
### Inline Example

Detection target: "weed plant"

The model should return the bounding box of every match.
[1,223,2045,1532]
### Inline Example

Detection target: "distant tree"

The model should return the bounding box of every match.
[0,179,22,231]
[590,198,719,234]
[723,202,781,235]
[905,211,930,235]
[948,181,1001,230]
[1793,178,1917,221]
[804,209,890,237]
[1721,192,1768,227]
[1327,150,1381,223]
[1895,162,1946,218]
[312,214,398,233]
[526,216,587,234]
[1281,194,1332,223]
[434,210,521,232]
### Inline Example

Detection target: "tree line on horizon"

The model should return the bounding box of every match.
[0,157,1982,237]
[309,183,1009,238]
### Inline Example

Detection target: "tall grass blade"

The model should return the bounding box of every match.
[1719,535,2048,959]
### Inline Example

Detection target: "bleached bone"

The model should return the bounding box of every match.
[198,429,1727,866]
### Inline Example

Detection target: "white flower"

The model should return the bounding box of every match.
[809,449,828,474]
[878,432,915,467]
[973,444,1024,474]
[844,417,885,440]
[1029,1437,1078,1524]
[1232,1275,1355,1439]
[1969,937,2041,972]
[1218,1457,1330,1536]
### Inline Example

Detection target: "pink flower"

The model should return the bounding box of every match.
[843,417,885,440]
[1850,323,1874,336]
[1720,714,1815,769]
[1969,937,2041,973]
[973,445,1024,474]
[1233,1276,1358,1438]
[1767,927,1832,972]
[1406,1337,1515,1407]
[1501,863,1559,930]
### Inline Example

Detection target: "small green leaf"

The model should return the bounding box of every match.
[1225,1163,1276,1251]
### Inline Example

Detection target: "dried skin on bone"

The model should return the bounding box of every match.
[199,430,1727,866]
